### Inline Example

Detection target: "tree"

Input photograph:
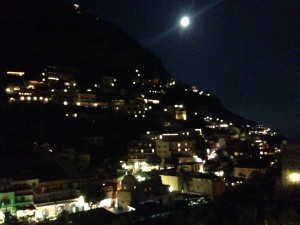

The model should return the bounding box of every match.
[146,155,162,167]
[55,210,70,225]
[3,211,19,225]
[79,182,106,205]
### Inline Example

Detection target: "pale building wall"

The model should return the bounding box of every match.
[281,144,300,189]
[11,179,39,188]
[160,175,181,192]
[175,110,187,120]
[117,190,132,209]
[169,140,196,154]
[233,167,265,179]
[0,192,15,213]
[75,93,96,106]
[189,178,213,196]
[34,189,74,204]
[156,140,171,159]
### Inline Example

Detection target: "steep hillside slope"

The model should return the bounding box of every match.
[0,0,170,82]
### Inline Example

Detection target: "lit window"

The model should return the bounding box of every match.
[289,173,300,183]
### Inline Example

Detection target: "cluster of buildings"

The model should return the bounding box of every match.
[2,126,282,223]
[118,123,286,209]
[5,67,275,139]
[3,66,205,122]
[3,66,298,224]
[1,130,291,224]
[127,130,202,165]
[0,178,85,223]
[6,67,101,107]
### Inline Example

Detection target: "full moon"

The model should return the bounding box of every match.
[180,16,190,27]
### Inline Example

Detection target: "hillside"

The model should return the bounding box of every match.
[0,0,250,117]
[0,0,287,184]
[0,0,271,171]
[0,0,170,83]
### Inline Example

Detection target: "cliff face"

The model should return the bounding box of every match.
[0,0,170,82]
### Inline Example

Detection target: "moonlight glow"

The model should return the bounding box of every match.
[180,16,190,27]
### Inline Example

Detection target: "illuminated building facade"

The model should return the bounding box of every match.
[0,178,86,222]
[160,172,225,200]
[233,164,267,179]
[75,93,96,107]
[281,144,300,189]
[117,175,172,209]
[156,140,171,159]
[127,140,156,163]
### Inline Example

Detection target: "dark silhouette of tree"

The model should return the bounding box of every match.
[79,182,106,204]
[146,155,162,167]
[3,211,19,225]
[55,210,70,225]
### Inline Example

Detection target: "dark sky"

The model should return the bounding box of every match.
[77,0,300,139]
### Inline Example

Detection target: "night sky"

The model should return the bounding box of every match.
[77,0,300,139]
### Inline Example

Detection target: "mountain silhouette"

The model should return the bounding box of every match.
[0,0,170,83]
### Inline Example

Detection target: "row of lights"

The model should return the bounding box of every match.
[19,96,49,102]
[148,90,165,94]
